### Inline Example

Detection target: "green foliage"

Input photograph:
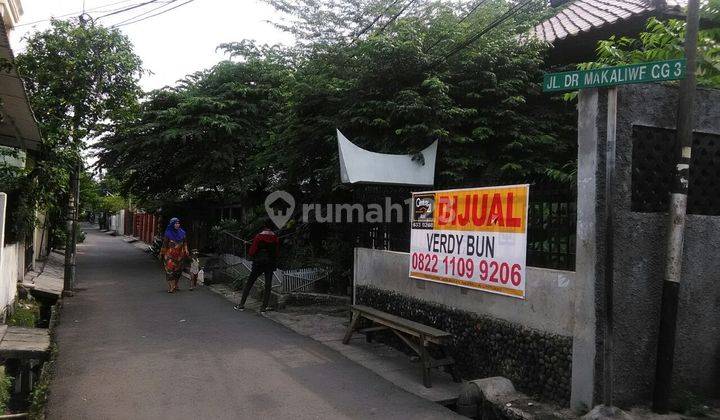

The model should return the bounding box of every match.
[209,218,243,250]
[15,19,143,245]
[100,0,575,208]
[98,195,126,214]
[1,147,37,244]
[79,171,101,216]
[0,366,11,415]
[98,0,576,273]
[676,390,711,417]
[98,50,291,203]
[8,299,40,328]
[29,343,58,419]
[17,19,143,147]
[76,224,86,244]
[580,16,720,88]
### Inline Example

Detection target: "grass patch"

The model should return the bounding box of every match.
[0,366,12,414]
[677,390,712,417]
[28,343,57,420]
[8,299,40,328]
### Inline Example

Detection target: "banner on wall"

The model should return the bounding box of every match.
[409,185,529,299]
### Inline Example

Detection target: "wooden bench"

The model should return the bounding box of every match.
[343,304,460,388]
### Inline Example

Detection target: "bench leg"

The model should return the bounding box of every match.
[342,311,360,345]
[440,345,461,383]
[419,335,432,388]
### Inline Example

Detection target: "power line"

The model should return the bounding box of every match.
[423,0,491,53]
[349,0,403,45]
[431,0,535,67]
[95,0,163,20]
[113,0,197,27]
[14,0,137,27]
[374,0,418,35]
[110,0,180,26]
[458,0,491,24]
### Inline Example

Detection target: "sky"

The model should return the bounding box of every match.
[11,0,294,91]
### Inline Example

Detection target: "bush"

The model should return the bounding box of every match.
[0,366,11,414]
[209,219,243,252]
[75,225,86,243]
[8,299,40,328]
[29,344,58,419]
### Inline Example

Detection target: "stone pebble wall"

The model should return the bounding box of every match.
[356,286,572,405]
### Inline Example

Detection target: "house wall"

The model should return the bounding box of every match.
[611,84,720,404]
[353,247,574,403]
[353,247,575,336]
[574,84,720,409]
[0,193,19,318]
[0,242,20,313]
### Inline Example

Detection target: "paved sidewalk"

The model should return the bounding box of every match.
[46,229,460,419]
[206,283,463,404]
[22,250,64,296]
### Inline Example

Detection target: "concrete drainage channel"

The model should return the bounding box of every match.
[456,377,574,419]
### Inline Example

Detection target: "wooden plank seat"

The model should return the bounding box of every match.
[343,304,460,388]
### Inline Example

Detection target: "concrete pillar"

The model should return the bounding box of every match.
[571,88,613,412]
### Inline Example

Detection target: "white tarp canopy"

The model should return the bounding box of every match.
[337,129,437,186]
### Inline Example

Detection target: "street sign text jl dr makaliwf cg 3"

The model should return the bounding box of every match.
[543,59,687,93]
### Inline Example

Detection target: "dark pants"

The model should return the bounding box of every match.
[240,262,274,308]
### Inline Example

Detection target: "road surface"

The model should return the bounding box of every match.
[47,228,458,419]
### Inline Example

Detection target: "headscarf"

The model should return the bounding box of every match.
[164,217,186,242]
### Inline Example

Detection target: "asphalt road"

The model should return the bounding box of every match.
[47,228,459,420]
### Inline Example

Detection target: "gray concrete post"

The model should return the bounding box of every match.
[571,88,616,412]
[571,88,600,412]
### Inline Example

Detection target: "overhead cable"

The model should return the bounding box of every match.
[113,0,197,27]
[349,0,403,45]
[111,0,180,26]
[95,0,163,21]
[423,0,491,53]
[14,0,137,27]
[431,0,535,67]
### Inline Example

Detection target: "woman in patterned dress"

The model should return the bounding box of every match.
[161,217,189,293]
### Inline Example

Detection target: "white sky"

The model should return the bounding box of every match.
[11,0,294,91]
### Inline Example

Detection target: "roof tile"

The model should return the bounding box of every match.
[531,0,688,44]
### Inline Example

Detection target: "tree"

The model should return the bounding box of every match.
[265,0,574,199]
[15,19,143,248]
[99,0,577,203]
[98,44,291,204]
[580,14,720,88]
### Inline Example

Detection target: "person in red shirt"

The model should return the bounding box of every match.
[234,221,280,312]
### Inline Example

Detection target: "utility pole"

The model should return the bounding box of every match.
[63,160,79,292]
[653,0,700,413]
[64,13,94,293]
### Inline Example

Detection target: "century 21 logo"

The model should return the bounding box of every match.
[413,195,434,221]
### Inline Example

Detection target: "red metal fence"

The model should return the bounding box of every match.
[133,212,160,244]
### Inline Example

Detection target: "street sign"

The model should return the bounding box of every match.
[543,59,686,92]
[409,185,529,299]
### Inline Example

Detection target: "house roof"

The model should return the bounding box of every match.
[531,0,686,45]
[0,18,42,151]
